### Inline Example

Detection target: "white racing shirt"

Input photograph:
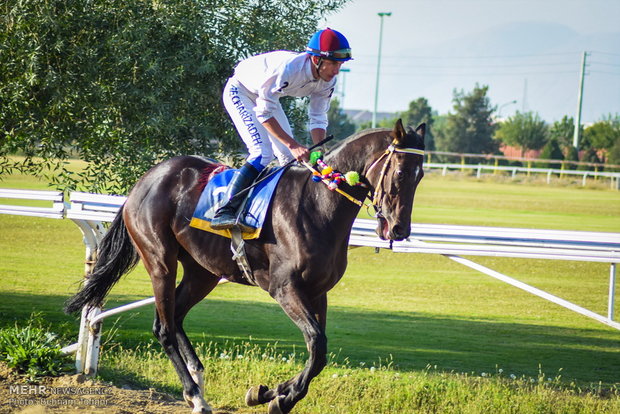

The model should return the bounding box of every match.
[232,51,336,130]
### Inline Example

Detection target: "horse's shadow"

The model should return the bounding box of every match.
[103,294,619,386]
[1,291,618,388]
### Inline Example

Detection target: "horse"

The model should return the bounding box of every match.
[65,119,426,414]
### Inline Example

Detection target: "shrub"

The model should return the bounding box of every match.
[0,320,73,380]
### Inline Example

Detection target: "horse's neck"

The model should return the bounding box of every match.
[325,130,390,174]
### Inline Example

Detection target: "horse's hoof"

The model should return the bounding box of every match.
[184,391,213,414]
[268,395,287,414]
[245,384,269,406]
[192,408,212,414]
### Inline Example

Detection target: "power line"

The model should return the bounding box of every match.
[590,61,620,67]
[351,69,579,77]
[590,50,620,57]
[355,51,579,60]
[590,70,620,75]
[354,61,577,70]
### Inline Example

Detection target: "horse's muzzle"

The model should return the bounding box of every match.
[376,217,410,241]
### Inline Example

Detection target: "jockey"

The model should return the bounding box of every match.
[211,28,352,231]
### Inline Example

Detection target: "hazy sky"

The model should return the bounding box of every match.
[321,0,620,123]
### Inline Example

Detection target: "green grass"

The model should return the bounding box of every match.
[1,167,620,412]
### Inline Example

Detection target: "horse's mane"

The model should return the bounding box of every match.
[325,124,424,165]
[325,127,389,162]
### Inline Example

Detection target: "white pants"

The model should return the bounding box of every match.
[223,78,294,170]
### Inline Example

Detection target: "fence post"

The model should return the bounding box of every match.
[609,263,617,321]
[70,219,100,373]
[84,307,102,375]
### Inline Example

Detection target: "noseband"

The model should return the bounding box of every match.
[365,141,425,217]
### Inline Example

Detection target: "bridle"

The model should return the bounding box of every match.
[303,137,424,215]
[363,140,425,218]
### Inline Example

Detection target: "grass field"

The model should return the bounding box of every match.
[1,167,619,412]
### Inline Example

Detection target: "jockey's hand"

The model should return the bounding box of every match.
[290,143,310,163]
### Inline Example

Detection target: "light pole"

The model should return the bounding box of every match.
[338,67,350,108]
[498,100,517,118]
[372,12,391,128]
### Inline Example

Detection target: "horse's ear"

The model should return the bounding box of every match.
[392,118,407,145]
[415,123,426,139]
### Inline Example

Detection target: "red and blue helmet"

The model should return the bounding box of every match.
[306,28,352,61]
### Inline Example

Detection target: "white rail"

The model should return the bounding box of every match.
[0,188,65,219]
[426,163,620,189]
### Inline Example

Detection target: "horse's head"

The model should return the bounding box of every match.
[365,119,425,241]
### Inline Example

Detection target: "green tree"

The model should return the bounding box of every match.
[538,138,564,169]
[583,114,620,163]
[549,116,576,155]
[607,140,620,165]
[435,84,498,154]
[0,0,347,193]
[326,97,356,141]
[495,111,548,157]
[400,97,435,151]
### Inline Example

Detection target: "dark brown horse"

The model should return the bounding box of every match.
[65,119,425,414]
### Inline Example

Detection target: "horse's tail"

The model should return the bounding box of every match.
[64,207,140,315]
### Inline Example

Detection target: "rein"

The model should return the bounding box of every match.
[305,139,425,212]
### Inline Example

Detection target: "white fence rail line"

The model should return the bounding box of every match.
[426,162,620,189]
[0,188,65,219]
[349,218,620,331]
[1,188,619,376]
[446,255,620,331]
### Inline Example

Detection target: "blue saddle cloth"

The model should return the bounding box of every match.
[190,167,286,239]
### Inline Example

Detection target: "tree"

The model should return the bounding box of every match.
[549,116,576,155]
[0,0,347,193]
[538,138,564,169]
[607,140,620,165]
[495,111,548,157]
[326,97,356,141]
[435,84,498,154]
[400,97,435,151]
[583,114,620,163]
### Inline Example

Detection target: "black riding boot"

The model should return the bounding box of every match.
[210,162,260,232]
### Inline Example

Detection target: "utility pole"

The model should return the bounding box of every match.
[338,68,350,108]
[372,12,391,128]
[573,51,588,149]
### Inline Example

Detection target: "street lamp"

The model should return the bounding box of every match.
[372,12,391,128]
[498,100,517,118]
[338,67,350,108]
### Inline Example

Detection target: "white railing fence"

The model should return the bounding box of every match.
[1,188,619,376]
[426,162,620,190]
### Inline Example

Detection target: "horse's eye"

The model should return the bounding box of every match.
[396,170,405,181]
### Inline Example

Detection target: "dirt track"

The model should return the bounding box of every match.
[0,363,238,414]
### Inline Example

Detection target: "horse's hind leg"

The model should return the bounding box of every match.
[252,288,327,414]
[174,256,221,394]
[135,238,213,413]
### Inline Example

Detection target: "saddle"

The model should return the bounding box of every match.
[190,166,286,240]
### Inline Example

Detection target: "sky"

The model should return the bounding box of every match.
[321,0,620,124]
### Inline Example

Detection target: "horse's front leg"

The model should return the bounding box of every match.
[248,289,328,414]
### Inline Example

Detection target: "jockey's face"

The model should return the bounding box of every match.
[312,57,343,82]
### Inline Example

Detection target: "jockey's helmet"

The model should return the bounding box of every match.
[306,28,352,62]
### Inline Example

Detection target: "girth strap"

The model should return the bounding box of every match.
[230,228,257,286]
